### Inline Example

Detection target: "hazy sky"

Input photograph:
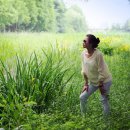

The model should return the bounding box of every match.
[63,0,130,29]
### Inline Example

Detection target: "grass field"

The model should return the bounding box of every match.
[0,32,130,130]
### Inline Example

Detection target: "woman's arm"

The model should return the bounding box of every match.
[97,53,106,94]
[81,52,89,92]
[81,73,89,92]
[97,52,105,84]
[83,73,88,86]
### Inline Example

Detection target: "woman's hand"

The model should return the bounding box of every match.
[99,81,103,87]
[82,85,89,93]
[98,81,106,95]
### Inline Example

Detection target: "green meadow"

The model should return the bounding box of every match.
[0,32,130,130]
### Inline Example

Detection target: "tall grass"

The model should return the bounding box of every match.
[0,47,75,129]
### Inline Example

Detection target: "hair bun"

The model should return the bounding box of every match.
[96,38,100,44]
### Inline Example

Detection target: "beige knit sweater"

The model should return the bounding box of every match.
[81,49,112,86]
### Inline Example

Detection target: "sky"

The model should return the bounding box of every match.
[63,0,130,29]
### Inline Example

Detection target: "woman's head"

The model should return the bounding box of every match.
[83,34,100,49]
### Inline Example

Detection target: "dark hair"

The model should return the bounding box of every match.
[86,34,100,48]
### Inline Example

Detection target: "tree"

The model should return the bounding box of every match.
[35,0,56,32]
[64,5,87,32]
[54,0,66,33]
[23,0,38,31]
[0,0,18,31]
[0,0,88,32]
[111,24,121,31]
[123,19,130,31]
[12,0,30,31]
[0,0,56,32]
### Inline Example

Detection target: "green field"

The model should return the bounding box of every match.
[0,32,130,130]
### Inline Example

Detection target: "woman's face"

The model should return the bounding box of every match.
[83,37,89,48]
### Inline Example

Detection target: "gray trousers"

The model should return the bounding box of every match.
[79,81,112,115]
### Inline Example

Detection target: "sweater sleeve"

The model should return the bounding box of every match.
[81,61,85,75]
[97,52,106,82]
[81,51,86,75]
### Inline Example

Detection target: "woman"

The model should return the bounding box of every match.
[80,34,112,116]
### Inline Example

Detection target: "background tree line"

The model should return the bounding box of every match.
[111,19,130,32]
[0,0,87,32]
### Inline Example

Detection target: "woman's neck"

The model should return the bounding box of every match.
[87,48,95,55]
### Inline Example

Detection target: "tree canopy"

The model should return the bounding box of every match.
[0,0,87,32]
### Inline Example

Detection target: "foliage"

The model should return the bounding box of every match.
[54,0,66,33]
[0,0,87,33]
[123,18,130,32]
[64,5,87,32]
